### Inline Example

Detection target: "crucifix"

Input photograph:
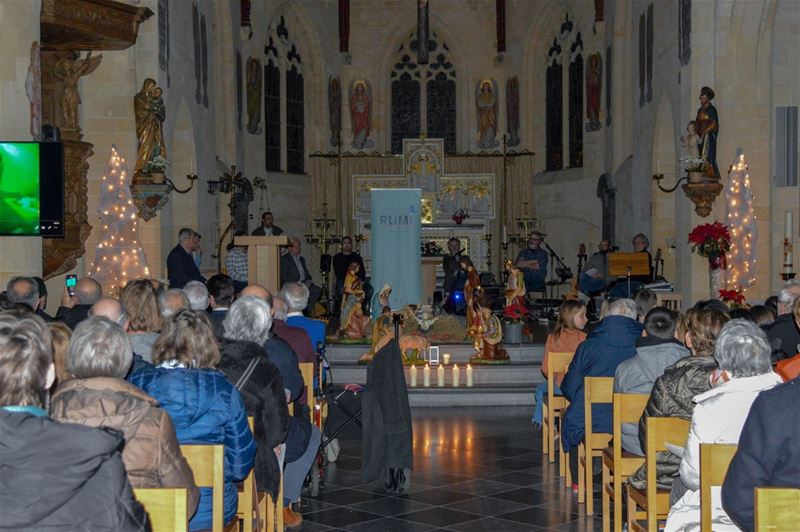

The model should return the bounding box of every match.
[208,161,257,271]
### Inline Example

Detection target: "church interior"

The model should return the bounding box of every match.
[1,0,799,530]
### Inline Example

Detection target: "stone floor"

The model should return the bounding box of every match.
[295,406,603,531]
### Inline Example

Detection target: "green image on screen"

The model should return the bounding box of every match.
[0,143,40,235]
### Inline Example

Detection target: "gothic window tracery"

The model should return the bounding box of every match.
[568,33,583,168]
[264,37,280,171]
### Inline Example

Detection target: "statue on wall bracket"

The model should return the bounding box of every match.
[476,79,499,149]
[133,78,167,183]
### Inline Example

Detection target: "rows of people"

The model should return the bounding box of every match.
[0,273,327,530]
[538,281,800,531]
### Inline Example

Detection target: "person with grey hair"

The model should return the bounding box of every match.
[166,227,206,289]
[50,316,200,517]
[89,298,129,329]
[5,276,40,311]
[560,297,644,483]
[281,282,326,354]
[763,282,800,362]
[665,320,782,532]
[183,280,209,311]
[158,288,190,319]
[634,288,658,321]
[55,277,103,330]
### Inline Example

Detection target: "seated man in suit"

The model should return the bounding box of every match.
[166,227,206,289]
[280,237,321,312]
[251,211,283,236]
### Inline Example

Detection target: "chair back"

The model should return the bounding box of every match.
[656,293,682,312]
[755,488,800,531]
[546,352,574,410]
[613,393,649,466]
[134,488,188,532]
[645,417,690,529]
[584,377,615,446]
[699,444,738,532]
[299,362,315,424]
[181,444,226,532]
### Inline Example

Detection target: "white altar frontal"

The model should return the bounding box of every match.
[352,138,496,297]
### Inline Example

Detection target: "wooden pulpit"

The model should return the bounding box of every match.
[233,236,290,293]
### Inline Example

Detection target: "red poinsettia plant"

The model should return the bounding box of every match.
[718,287,747,307]
[503,301,529,324]
[688,221,731,260]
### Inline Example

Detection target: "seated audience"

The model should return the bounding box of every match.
[130,310,255,531]
[0,312,147,529]
[608,233,654,298]
[220,297,318,528]
[728,306,754,321]
[614,307,689,455]
[281,282,326,352]
[579,240,611,296]
[167,227,206,289]
[207,273,234,338]
[634,288,658,321]
[55,276,103,330]
[515,231,548,292]
[749,304,775,327]
[561,299,643,480]
[50,316,199,515]
[280,238,322,312]
[158,287,190,319]
[764,295,779,319]
[215,297,290,511]
[721,375,800,531]
[272,295,316,364]
[184,280,210,311]
[629,308,729,495]
[32,276,53,322]
[225,231,249,293]
[665,320,782,532]
[763,282,800,361]
[5,275,40,313]
[48,321,72,387]
[90,296,152,378]
[120,279,162,362]
[532,300,588,426]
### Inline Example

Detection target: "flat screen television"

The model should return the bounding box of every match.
[0,141,64,237]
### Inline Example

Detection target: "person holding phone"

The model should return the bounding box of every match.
[55,276,102,330]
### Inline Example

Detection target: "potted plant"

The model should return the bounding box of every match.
[142,155,170,184]
[680,156,710,183]
[502,301,528,344]
[688,221,731,296]
[718,287,747,308]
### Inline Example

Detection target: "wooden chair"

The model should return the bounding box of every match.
[626,417,691,532]
[134,488,188,532]
[542,352,575,465]
[656,293,682,312]
[602,393,649,532]
[238,417,283,532]
[181,444,238,532]
[578,377,614,514]
[699,443,738,532]
[288,363,315,423]
[755,488,800,531]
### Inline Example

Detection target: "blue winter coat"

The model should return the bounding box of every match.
[130,366,256,531]
[561,315,643,452]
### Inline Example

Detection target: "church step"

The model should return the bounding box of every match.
[325,343,544,364]
[329,361,545,387]
[406,385,537,407]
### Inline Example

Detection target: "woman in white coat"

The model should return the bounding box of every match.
[665,319,783,532]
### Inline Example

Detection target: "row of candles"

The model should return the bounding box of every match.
[408,363,474,387]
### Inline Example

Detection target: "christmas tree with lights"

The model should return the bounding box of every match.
[724,151,758,291]
[89,146,150,295]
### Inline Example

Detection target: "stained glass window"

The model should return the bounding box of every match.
[546,57,563,171]
[264,58,280,172]
[286,59,304,174]
[568,38,583,168]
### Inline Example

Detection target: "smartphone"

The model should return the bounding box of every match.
[66,274,77,297]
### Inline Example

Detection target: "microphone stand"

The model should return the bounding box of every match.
[542,241,572,319]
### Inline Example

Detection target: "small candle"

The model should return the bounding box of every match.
[437,364,445,387]
[442,353,451,365]
[452,364,460,387]
[786,211,793,241]
[466,364,474,387]
[502,224,508,243]
[409,365,417,387]
[423,364,430,387]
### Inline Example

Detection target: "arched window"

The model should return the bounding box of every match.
[545,39,563,171]
[391,31,456,154]
[286,45,304,174]
[568,33,583,168]
[264,37,280,171]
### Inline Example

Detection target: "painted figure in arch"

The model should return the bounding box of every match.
[585,53,602,131]
[350,80,374,150]
[476,79,499,149]
[506,76,520,147]
[245,57,262,134]
[695,86,720,178]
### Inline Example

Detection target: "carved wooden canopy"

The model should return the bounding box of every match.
[41,0,152,51]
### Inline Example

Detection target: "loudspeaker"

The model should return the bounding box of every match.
[42,124,61,142]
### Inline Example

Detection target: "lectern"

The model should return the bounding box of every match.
[233,236,290,293]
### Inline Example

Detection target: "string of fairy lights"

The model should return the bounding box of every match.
[89,146,150,295]
[724,152,758,290]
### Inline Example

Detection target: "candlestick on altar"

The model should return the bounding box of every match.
[452,364,460,387]
[409,364,418,387]
[442,353,451,365]
[466,364,474,387]
[423,364,431,387]
[437,364,445,387]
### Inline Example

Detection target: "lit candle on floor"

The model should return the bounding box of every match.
[423,364,430,387]
[437,364,445,387]
[452,364,460,387]
[409,364,417,387]
[443,353,451,365]
[466,364,474,387]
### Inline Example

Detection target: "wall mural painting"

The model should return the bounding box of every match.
[349,79,374,150]
[246,56,262,134]
[506,76,520,147]
[585,53,602,132]
[329,77,342,146]
[476,79,499,150]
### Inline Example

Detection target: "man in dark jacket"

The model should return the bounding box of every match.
[251,211,283,236]
[0,312,146,530]
[722,377,800,531]
[763,284,800,362]
[280,238,321,311]
[167,227,206,289]
[207,273,234,338]
[561,299,643,455]
[55,276,103,330]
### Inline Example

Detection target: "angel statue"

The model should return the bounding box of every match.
[504,260,526,307]
[476,79,499,149]
[349,79,374,150]
[54,52,103,131]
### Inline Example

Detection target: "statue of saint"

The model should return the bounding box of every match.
[349,80,374,150]
[340,262,370,338]
[133,78,167,180]
[54,52,102,131]
[504,260,526,307]
[585,53,602,131]
[476,80,499,149]
[695,86,720,178]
